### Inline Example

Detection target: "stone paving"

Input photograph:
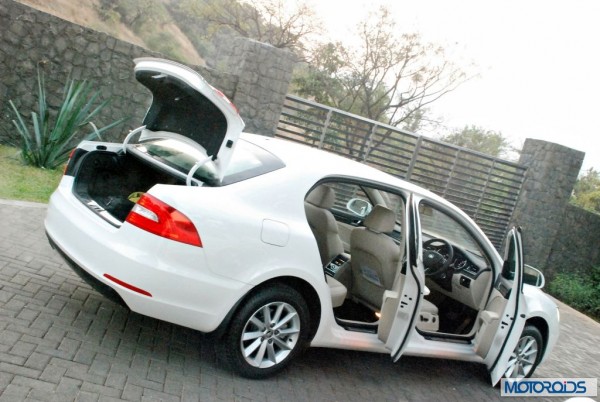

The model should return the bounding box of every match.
[0,200,598,401]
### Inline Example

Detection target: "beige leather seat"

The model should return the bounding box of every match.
[350,205,400,310]
[305,185,345,265]
[326,276,347,308]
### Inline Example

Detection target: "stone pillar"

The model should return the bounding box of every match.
[215,37,296,136]
[510,139,584,271]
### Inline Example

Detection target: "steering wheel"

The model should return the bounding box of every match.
[423,238,454,277]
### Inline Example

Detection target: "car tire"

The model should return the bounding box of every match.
[223,284,310,378]
[503,325,544,379]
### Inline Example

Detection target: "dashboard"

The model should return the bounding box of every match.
[451,247,487,278]
[425,240,493,310]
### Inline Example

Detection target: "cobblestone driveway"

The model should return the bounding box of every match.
[0,200,598,401]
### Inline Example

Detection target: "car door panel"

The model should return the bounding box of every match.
[474,227,526,385]
[377,193,423,361]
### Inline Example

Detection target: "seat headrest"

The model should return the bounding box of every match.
[306,185,336,209]
[364,205,396,233]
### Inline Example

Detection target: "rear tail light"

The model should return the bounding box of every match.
[63,148,77,176]
[212,86,240,115]
[63,148,88,177]
[63,148,77,175]
[125,194,202,247]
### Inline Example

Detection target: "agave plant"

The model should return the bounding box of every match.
[9,70,126,169]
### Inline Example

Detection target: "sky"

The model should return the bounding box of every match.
[311,0,600,173]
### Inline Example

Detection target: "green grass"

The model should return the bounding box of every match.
[0,145,63,203]
[548,267,600,321]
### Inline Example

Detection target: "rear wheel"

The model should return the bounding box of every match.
[503,325,543,379]
[223,285,310,378]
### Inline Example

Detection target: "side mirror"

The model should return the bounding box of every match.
[346,198,373,218]
[523,264,545,288]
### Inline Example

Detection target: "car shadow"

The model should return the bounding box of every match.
[63,285,492,393]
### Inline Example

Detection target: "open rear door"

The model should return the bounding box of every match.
[483,227,527,385]
[377,194,424,361]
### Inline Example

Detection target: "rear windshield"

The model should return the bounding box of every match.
[131,138,285,186]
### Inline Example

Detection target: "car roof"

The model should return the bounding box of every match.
[241,133,446,202]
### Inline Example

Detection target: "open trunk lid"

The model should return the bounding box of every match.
[130,58,245,182]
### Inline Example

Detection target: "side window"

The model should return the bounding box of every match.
[379,191,404,221]
[325,182,405,223]
[327,182,370,218]
[418,201,487,261]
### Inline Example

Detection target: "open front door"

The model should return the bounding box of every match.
[478,227,526,385]
[377,194,424,361]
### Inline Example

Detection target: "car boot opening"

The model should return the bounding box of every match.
[73,150,184,224]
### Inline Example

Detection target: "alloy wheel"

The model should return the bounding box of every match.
[240,301,301,368]
[504,334,539,379]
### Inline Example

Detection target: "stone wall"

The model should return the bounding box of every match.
[214,37,296,135]
[0,0,294,145]
[510,139,587,275]
[545,204,600,277]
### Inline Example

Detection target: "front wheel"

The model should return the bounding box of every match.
[223,285,310,378]
[504,325,543,379]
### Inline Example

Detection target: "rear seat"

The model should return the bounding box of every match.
[326,276,347,307]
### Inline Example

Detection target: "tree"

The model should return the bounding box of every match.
[573,167,600,195]
[571,168,600,213]
[440,125,511,158]
[292,6,469,132]
[183,0,323,57]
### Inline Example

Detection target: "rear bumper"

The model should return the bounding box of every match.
[46,232,126,307]
[44,177,251,333]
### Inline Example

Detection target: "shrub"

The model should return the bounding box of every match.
[548,266,600,320]
[9,70,126,169]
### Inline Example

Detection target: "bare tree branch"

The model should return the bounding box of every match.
[293,4,473,146]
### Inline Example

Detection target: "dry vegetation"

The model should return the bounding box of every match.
[15,0,206,66]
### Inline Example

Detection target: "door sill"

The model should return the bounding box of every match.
[418,329,474,343]
[335,317,379,334]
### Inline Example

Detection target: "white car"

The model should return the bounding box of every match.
[45,58,559,383]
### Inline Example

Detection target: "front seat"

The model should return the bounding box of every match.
[304,185,344,265]
[350,205,400,310]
